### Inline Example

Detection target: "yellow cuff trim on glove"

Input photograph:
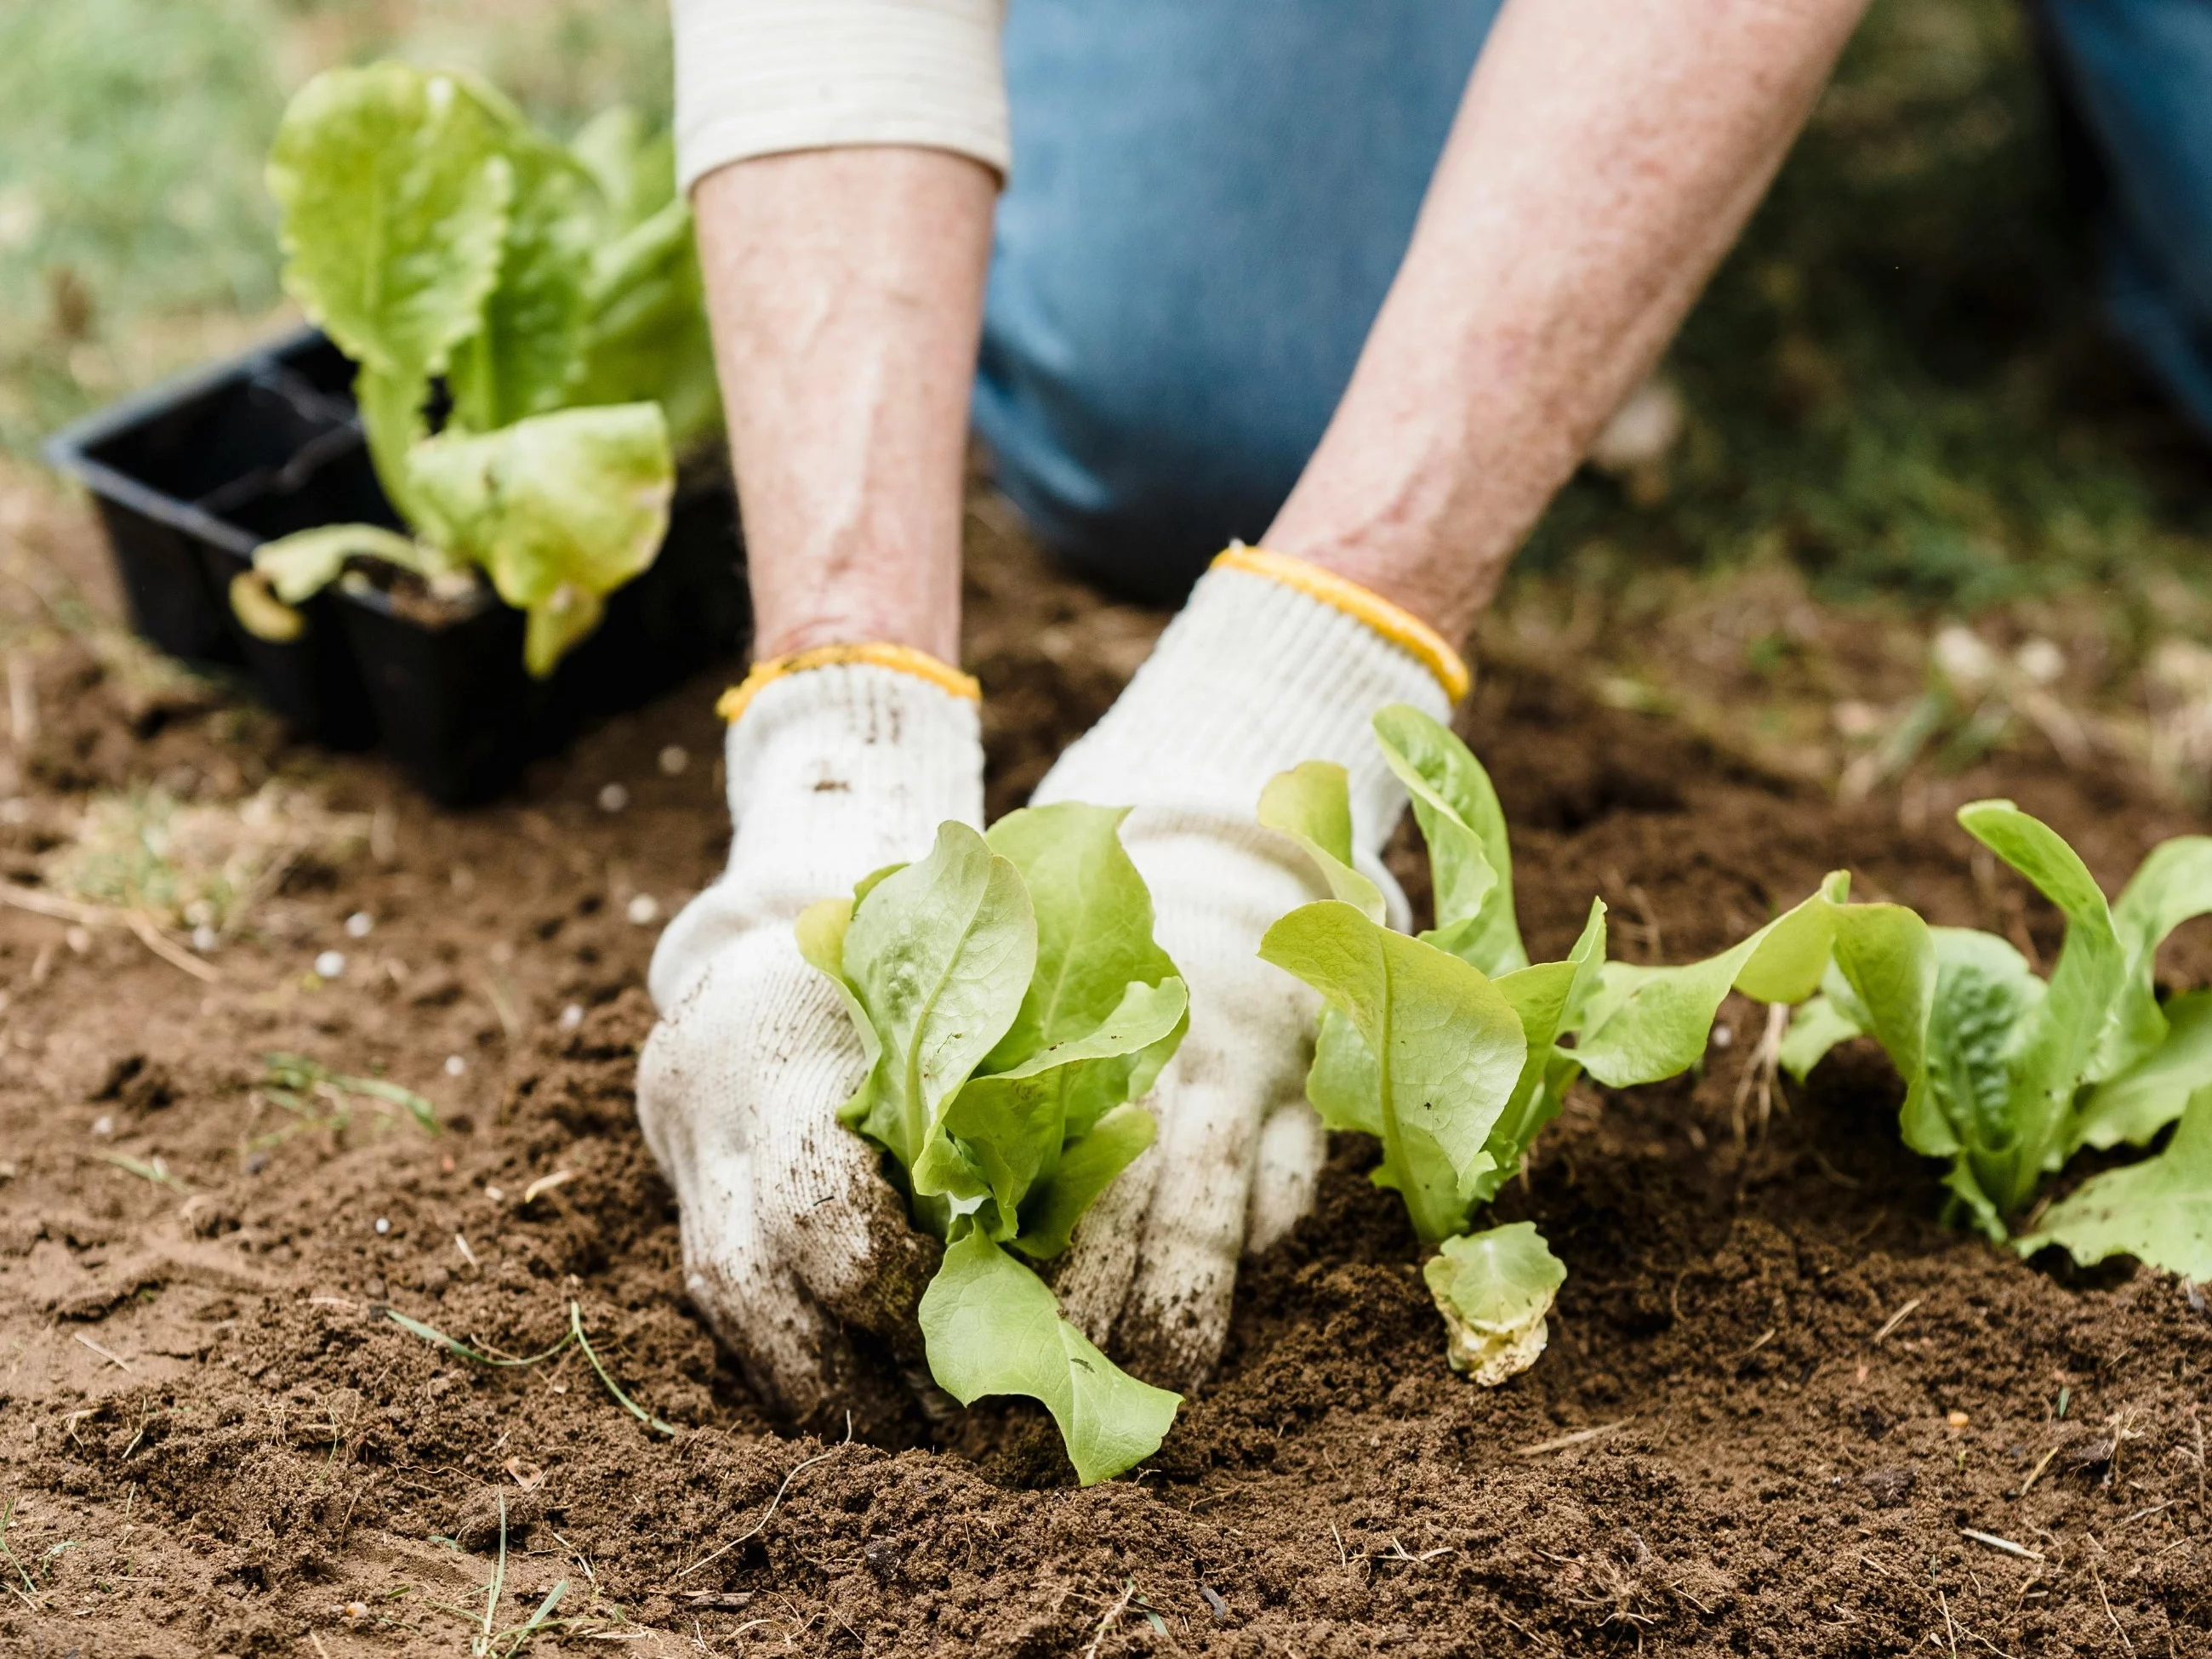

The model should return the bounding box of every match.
[715,642,982,725]
[1213,544,1471,703]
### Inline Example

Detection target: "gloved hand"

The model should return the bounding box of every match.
[636,648,983,1428]
[1034,547,1463,1389]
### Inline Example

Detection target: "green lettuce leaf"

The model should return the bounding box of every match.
[2074,989,2212,1153]
[1012,1099,1160,1261]
[407,402,674,676]
[830,823,1035,1203]
[446,123,597,431]
[1955,801,2126,1213]
[267,63,513,515]
[920,1229,1180,1486]
[1259,899,1526,1243]
[1573,873,1849,1089]
[1257,761,1387,922]
[567,105,676,232]
[1422,1222,1568,1387]
[1373,703,1527,975]
[251,522,428,603]
[1777,993,1862,1083]
[2096,836,2212,1082]
[1825,904,1941,1155]
[933,976,1184,1245]
[1786,803,2212,1241]
[267,62,511,386]
[981,804,1181,1074]
[1462,899,1608,1206]
[571,196,721,453]
[807,807,1190,1483]
[2017,1086,2212,1280]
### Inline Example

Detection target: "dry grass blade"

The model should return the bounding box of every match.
[100,1151,189,1192]
[1516,1418,1632,1457]
[521,1169,573,1205]
[123,909,219,981]
[71,1332,131,1371]
[0,886,104,926]
[0,885,220,981]
[676,1415,854,1581]
[2089,1559,2131,1653]
[1873,1297,1923,1343]
[1959,1529,2041,1560]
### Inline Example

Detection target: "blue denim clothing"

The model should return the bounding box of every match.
[975,0,2212,599]
[973,0,1503,601]
[2040,0,2212,436]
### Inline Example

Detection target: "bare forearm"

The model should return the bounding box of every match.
[1267,0,1868,641]
[693,146,995,661]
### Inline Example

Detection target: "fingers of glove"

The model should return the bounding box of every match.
[634,980,743,1187]
[1048,1126,1163,1348]
[773,1119,942,1349]
[1246,1093,1326,1255]
[667,1140,835,1417]
[668,938,938,1354]
[1107,1041,1270,1393]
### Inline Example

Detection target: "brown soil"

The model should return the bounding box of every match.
[3,479,2209,1658]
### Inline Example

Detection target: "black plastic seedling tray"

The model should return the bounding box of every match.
[44,328,748,804]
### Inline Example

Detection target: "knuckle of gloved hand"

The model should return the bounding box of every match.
[687,1244,930,1440]
[795,1177,943,1351]
[1111,1280,1234,1397]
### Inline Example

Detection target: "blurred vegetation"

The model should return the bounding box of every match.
[0,0,672,453]
[1526,0,2212,622]
[0,0,2205,624]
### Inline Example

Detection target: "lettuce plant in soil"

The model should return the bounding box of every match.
[1782,801,2212,1280]
[242,61,720,676]
[799,804,1189,1485]
[1258,705,1883,1382]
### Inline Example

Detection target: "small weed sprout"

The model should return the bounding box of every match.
[381,1302,674,1437]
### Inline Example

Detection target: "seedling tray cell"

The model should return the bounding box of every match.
[45,328,749,803]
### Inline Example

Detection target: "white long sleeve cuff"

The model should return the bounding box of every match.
[674,0,1010,193]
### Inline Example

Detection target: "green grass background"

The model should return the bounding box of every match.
[2,0,2206,623]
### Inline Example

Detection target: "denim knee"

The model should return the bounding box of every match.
[975,0,1504,600]
[2040,0,2212,434]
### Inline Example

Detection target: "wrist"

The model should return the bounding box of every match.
[749,584,961,664]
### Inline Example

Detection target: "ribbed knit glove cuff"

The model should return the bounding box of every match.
[1032,558,1457,855]
[648,662,984,1011]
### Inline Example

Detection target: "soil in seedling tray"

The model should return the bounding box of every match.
[1,490,2208,1658]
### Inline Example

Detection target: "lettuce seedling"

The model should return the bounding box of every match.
[798,804,1188,1485]
[1784,801,2212,1277]
[242,61,718,674]
[1260,705,1873,1382]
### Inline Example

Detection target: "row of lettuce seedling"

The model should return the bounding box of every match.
[801,706,2212,1485]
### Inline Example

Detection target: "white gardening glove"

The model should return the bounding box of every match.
[1032,548,1464,1390]
[637,653,983,1428]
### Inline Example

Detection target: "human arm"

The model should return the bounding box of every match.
[638,3,1006,1424]
[1264,0,1870,640]
[1034,0,1874,1383]
[691,146,992,661]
